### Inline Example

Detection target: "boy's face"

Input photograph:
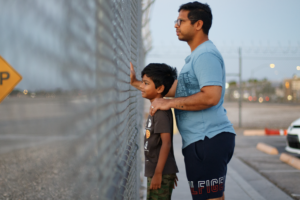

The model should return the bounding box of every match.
[140,75,163,101]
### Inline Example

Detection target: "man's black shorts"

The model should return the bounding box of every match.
[182,132,235,200]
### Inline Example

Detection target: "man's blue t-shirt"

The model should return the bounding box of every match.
[175,40,235,149]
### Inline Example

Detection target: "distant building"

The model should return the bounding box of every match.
[275,88,284,98]
[284,75,300,102]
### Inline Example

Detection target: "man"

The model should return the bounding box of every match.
[131,2,235,200]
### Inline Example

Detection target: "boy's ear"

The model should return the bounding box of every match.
[156,85,165,94]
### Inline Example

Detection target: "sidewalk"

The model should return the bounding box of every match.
[142,133,293,200]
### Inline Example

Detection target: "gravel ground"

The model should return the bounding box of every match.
[0,139,102,200]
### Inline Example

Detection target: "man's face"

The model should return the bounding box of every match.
[175,10,196,42]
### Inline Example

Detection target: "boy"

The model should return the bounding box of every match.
[130,62,179,200]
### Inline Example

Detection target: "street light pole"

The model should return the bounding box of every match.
[239,47,242,128]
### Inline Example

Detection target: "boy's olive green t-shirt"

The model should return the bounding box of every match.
[144,109,179,177]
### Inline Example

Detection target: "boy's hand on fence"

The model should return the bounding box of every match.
[130,62,142,90]
[150,173,162,190]
[173,175,178,189]
[130,62,137,85]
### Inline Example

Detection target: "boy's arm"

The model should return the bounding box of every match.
[150,133,171,190]
[130,62,142,90]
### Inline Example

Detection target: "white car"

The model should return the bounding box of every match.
[286,118,300,154]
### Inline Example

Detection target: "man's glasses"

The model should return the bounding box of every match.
[174,19,186,26]
[174,19,198,26]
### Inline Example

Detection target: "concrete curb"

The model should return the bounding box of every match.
[227,166,266,200]
[244,130,265,136]
[256,142,279,155]
[229,156,293,200]
[244,129,287,136]
[280,153,300,170]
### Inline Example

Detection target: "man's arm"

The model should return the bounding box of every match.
[150,133,171,190]
[150,85,222,116]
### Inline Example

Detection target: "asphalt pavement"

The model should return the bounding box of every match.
[142,132,296,200]
[233,131,300,200]
[141,100,300,200]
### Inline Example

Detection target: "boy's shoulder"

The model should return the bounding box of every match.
[152,109,173,133]
[153,109,172,120]
[154,109,172,115]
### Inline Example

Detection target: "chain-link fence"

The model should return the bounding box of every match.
[0,0,148,199]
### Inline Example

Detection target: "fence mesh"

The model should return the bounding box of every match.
[0,0,146,199]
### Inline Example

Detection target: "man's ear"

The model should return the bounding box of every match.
[156,85,165,94]
[195,20,204,31]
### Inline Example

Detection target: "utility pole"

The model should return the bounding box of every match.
[239,47,242,128]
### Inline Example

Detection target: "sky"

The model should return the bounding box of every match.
[145,0,300,83]
[1,0,300,92]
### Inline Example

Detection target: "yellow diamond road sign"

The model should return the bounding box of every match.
[0,56,22,103]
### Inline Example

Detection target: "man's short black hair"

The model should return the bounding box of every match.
[141,63,177,97]
[179,1,212,35]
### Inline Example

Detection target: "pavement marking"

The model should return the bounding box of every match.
[292,194,300,197]
[0,135,78,140]
[259,169,300,173]
[0,135,80,155]
[228,166,266,200]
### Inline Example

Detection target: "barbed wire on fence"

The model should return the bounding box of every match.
[146,43,300,59]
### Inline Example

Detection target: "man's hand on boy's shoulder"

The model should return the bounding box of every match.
[150,98,171,116]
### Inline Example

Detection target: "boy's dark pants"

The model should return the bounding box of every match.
[147,174,176,200]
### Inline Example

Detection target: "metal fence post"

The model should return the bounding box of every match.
[239,47,242,128]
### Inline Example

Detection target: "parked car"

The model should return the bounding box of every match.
[286,118,300,154]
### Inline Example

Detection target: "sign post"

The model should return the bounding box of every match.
[0,56,22,103]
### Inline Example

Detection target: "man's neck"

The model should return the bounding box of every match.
[188,34,209,52]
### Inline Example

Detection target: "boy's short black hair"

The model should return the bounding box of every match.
[141,63,177,97]
[179,1,212,35]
